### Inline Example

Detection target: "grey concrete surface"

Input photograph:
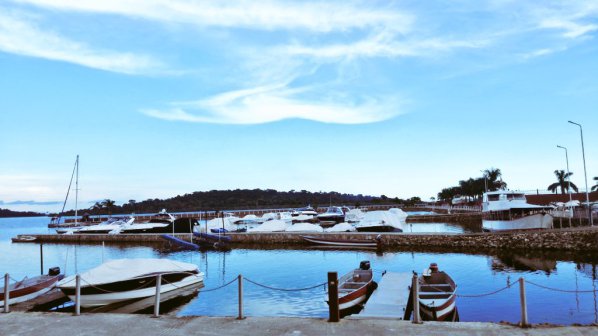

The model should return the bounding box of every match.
[1,312,598,336]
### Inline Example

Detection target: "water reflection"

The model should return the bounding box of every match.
[490,252,557,274]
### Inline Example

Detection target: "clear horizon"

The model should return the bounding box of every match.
[1,1,597,213]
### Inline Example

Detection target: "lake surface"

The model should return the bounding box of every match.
[2,216,598,325]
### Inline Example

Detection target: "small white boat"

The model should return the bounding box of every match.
[325,222,357,232]
[482,191,553,231]
[317,206,346,223]
[57,258,203,307]
[286,223,324,232]
[291,205,318,217]
[247,220,289,232]
[354,210,404,232]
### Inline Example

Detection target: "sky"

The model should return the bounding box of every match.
[0,0,597,213]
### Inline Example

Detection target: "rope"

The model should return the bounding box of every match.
[525,280,598,293]
[456,285,512,298]
[244,277,327,292]
[196,277,239,293]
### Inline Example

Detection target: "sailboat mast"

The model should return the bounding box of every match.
[75,155,79,223]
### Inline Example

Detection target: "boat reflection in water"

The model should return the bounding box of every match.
[490,252,557,274]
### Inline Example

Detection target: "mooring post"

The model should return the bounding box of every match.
[237,274,244,319]
[327,272,339,322]
[101,241,105,263]
[74,274,81,316]
[40,243,44,275]
[519,277,528,327]
[412,273,422,324]
[153,274,162,317]
[3,273,10,313]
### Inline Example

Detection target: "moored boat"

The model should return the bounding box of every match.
[354,210,404,232]
[417,263,458,321]
[75,216,134,234]
[0,267,64,307]
[301,235,381,248]
[334,261,376,314]
[11,235,37,243]
[57,258,204,307]
[317,206,346,224]
[482,191,553,231]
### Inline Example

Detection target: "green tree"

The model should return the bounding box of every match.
[547,170,578,194]
[483,168,507,191]
[101,199,116,215]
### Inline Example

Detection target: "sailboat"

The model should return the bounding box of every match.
[50,155,86,230]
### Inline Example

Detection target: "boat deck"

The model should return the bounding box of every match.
[353,272,411,319]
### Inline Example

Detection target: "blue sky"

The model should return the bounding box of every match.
[0,0,597,212]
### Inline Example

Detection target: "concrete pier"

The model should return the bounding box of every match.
[1,312,596,336]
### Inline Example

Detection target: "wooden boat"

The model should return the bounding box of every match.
[11,235,37,243]
[417,263,458,321]
[0,267,64,307]
[335,261,376,314]
[301,235,381,248]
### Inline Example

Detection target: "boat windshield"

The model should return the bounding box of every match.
[507,194,526,201]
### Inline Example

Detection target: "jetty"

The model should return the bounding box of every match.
[355,272,411,319]
[1,312,595,336]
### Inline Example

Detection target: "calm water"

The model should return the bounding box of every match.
[2,217,598,325]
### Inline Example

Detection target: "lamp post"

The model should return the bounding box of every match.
[568,121,592,226]
[481,170,488,193]
[557,145,573,227]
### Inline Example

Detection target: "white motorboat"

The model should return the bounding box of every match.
[482,191,553,231]
[354,210,404,232]
[291,205,318,217]
[75,216,134,234]
[286,223,324,232]
[325,222,357,232]
[247,220,289,232]
[120,210,193,234]
[317,206,346,224]
[57,258,204,307]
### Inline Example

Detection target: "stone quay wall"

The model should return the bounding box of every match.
[27,227,598,252]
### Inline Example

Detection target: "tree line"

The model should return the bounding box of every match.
[437,168,507,203]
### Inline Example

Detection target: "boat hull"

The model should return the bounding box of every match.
[419,294,457,321]
[355,225,402,233]
[482,214,553,232]
[60,274,203,307]
[301,235,378,247]
[0,274,64,307]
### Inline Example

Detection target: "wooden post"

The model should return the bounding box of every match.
[327,272,339,322]
[74,274,81,316]
[412,273,421,324]
[153,274,162,317]
[237,274,244,319]
[519,277,528,327]
[40,243,44,275]
[3,273,10,313]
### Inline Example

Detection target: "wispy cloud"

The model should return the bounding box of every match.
[0,10,164,74]
[13,0,413,33]
[0,200,61,205]
[142,83,405,124]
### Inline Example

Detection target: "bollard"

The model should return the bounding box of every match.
[237,274,244,319]
[412,273,422,324]
[74,274,81,316]
[519,277,528,327]
[153,274,162,317]
[327,272,339,322]
[40,243,44,275]
[3,273,10,313]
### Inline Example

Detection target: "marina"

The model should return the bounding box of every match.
[3,216,598,326]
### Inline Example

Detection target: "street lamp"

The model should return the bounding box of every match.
[568,121,592,226]
[557,145,573,227]
[480,170,488,193]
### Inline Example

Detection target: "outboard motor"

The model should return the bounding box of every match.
[429,263,439,273]
[48,267,60,276]
[359,260,371,270]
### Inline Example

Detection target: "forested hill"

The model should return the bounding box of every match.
[0,208,44,218]
[67,189,422,216]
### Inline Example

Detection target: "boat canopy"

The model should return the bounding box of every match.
[58,259,197,288]
[248,220,289,232]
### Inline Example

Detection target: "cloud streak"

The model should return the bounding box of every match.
[0,10,164,74]
[142,84,404,124]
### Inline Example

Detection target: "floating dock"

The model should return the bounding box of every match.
[355,272,411,320]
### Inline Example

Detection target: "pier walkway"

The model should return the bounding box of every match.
[1,312,596,336]
[356,272,410,320]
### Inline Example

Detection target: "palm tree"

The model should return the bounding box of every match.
[592,177,598,192]
[483,168,507,191]
[101,199,116,215]
[547,170,578,194]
